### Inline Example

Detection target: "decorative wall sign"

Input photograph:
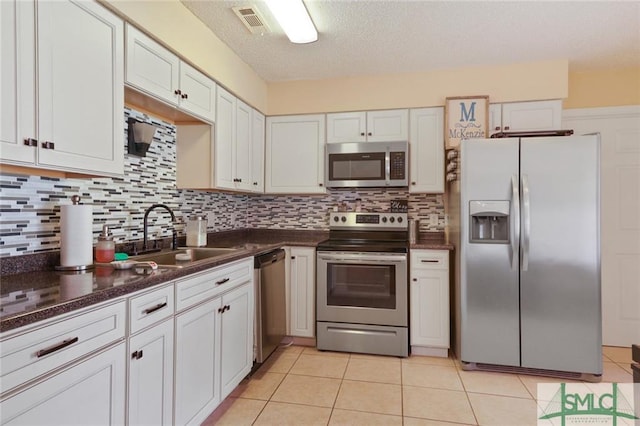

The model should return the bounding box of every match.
[445,96,489,149]
[390,199,408,213]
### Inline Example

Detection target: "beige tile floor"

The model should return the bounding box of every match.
[203,345,634,425]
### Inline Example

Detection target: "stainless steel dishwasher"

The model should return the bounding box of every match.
[254,249,286,364]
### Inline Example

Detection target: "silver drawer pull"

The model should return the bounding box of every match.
[216,277,230,285]
[420,259,439,263]
[36,337,79,358]
[143,302,167,315]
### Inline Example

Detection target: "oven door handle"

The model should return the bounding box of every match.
[317,254,406,263]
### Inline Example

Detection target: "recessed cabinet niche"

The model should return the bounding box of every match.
[0,0,124,176]
[125,24,216,124]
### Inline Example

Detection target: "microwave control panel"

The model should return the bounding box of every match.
[389,152,406,179]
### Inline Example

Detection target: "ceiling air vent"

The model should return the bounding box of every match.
[232,6,270,35]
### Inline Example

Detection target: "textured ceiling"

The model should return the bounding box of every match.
[181,0,640,82]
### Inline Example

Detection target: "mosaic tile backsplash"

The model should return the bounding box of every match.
[0,108,444,257]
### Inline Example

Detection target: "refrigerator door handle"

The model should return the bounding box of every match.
[522,174,531,271]
[511,174,520,270]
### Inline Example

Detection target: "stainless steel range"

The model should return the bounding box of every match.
[316,212,409,357]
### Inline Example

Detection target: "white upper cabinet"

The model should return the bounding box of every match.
[215,86,236,190]
[215,87,260,193]
[409,107,444,193]
[489,100,562,135]
[326,109,408,143]
[1,0,36,164]
[250,110,265,192]
[125,24,216,123]
[1,0,124,176]
[234,99,253,192]
[265,114,326,194]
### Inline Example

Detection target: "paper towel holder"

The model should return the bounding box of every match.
[128,117,158,157]
[55,195,95,271]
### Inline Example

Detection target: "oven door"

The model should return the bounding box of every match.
[317,251,408,327]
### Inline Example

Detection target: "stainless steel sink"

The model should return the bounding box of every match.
[132,247,239,267]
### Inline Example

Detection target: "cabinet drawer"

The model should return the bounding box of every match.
[0,300,126,394]
[176,258,253,312]
[411,250,449,270]
[129,284,175,334]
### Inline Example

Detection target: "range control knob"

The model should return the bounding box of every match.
[397,216,403,223]
[333,216,340,222]
[382,217,388,223]
[341,216,347,222]
[390,217,395,223]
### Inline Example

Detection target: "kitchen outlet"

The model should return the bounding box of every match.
[231,213,237,225]
[444,214,449,227]
[206,211,215,227]
[429,214,439,226]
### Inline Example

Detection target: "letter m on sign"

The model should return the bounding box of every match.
[459,102,476,122]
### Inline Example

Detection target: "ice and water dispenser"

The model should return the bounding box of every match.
[469,201,509,243]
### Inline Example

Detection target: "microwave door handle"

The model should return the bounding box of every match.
[385,149,391,182]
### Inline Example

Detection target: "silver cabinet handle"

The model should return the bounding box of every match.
[521,174,531,271]
[143,302,167,315]
[41,141,55,149]
[23,138,37,147]
[36,337,78,358]
[511,174,520,271]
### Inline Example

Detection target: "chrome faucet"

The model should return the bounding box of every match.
[143,204,177,251]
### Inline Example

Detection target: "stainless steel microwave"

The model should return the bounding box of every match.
[325,141,408,188]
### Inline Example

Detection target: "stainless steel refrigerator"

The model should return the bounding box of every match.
[459,134,602,380]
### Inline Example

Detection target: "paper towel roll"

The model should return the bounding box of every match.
[60,204,93,268]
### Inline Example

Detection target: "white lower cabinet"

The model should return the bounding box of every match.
[173,257,254,425]
[127,318,174,426]
[286,246,316,338]
[219,283,254,399]
[410,250,450,357]
[174,298,221,426]
[1,342,126,425]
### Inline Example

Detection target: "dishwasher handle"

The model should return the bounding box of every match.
[254,249,286,268]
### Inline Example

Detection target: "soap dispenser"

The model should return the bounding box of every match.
[95,225,115,262]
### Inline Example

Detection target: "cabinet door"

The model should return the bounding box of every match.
[250,109,265,192]
[125,24,179,106]
[37,0,124,176]
[215,86,236,190]
[219,282,254,399]
[488,103,502,135]
[128,318,174,426]
[174,298,221,426]
[366,109,409,142]
[0,0,36,165]
[265,115,326,194]
[235,99,253,192]
[500,100,562,132]
[326,112,366,143]
[410,250,450,349]
[178,62,216,123]
[1,343,126,425]
[288,247,315,338]
[410,269,450,348]
[409,107,444,193]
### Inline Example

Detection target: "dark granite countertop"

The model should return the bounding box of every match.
[410,232,455,251]
[0,229,328,333]
[1,228,452,333]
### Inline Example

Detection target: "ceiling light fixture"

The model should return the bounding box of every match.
[264,0,318,44]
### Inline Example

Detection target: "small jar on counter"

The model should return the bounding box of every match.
[95,225,115,262]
